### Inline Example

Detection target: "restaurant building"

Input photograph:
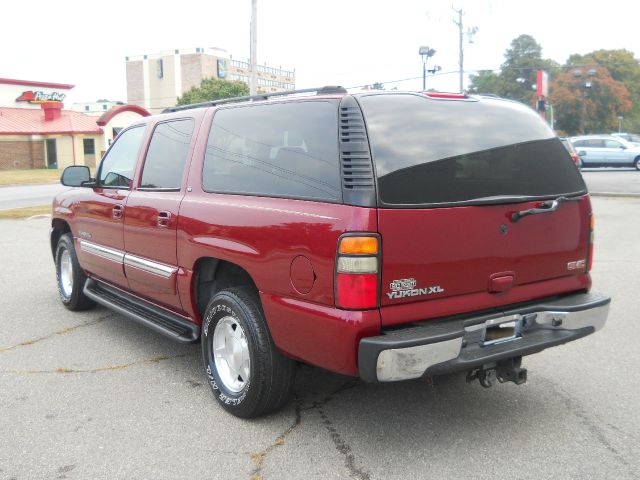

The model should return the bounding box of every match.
[0,78,149,171]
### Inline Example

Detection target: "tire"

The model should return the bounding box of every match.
[634,157,640,171]
[201,287,295,418]
[55,233,96,311]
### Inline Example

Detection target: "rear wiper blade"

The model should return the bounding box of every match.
[511,196,583,223]
[462,195,541,205]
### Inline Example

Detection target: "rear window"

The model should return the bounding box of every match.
[203,101,341,202]
[358,94,586,206]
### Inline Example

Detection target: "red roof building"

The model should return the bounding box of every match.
[0,107,103,136]
[0,78,149,171]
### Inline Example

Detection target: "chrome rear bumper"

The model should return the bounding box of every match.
[359,292,610,382]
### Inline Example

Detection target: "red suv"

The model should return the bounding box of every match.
[52,87,610,417]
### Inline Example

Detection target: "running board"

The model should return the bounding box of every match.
[84,278,199,343]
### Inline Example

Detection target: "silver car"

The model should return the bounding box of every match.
[570,135,640,170]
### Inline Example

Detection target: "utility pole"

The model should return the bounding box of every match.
[452,7,477,93]
[453,7,463,93]
[250,0,258,96]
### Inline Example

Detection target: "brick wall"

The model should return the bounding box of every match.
[0,139,45,170]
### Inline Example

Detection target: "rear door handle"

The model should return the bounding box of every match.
[112,204,124,220]
[157,211,172,228]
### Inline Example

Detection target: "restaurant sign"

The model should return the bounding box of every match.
[16,90,66,104]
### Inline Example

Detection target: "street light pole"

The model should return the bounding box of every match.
[419,46,435,91]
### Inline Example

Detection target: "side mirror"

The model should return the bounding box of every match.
[578,151,587,157]
[620,145,627,150]
[61,166,93,187]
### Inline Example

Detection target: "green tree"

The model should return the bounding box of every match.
[371,82,385,90]
[549,66,631,135]
[567,49,640,131]
[467,70,501,95]
[468,35,558,104]
[176,78,249,105]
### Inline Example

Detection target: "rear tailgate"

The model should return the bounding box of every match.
[377,197,591,325]
[357,93,590,327]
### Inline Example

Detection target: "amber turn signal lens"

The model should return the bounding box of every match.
[590,214,595,231]
[338,236,379,255]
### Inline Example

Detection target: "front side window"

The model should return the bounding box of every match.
[202,101,341,202]
[139,119,194,189]
[98,125,145,188]
[604,139,623,149]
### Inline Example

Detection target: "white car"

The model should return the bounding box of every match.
[570,135,640,170]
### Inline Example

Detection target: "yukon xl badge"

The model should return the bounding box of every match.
[387,278,444,300]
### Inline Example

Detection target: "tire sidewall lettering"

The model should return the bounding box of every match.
[204,301,249,406]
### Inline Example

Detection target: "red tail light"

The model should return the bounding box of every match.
[335,235,380,310]
[570,152,580,165]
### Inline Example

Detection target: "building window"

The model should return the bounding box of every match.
[157,59,163,79]
[83,138,96,155]
[84,106,90,112]
[102,104,108,111]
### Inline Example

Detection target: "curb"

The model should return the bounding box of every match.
[589,192,640,198]
[0,181,59,188]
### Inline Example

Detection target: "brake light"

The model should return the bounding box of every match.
[587,213,595,272]
[336,235,380,310]
[570,152,580,165]
[423,92,467,99]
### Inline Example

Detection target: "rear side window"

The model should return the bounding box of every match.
[358,94,586,206]
[140,119,195,189]
[203,101,341,202]
[580,139,604,148]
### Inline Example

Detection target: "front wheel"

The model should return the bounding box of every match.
[201,287,295,418]
[55,233,96,311]
[634,157,640,171]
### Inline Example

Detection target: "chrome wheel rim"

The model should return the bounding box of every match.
[213,316,250,393]
[59,249,73,298]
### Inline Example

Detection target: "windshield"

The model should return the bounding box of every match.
[358,93,586,207]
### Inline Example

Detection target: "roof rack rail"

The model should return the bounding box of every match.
[162,85,348,113]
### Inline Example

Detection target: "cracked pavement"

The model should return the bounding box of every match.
[1,197,640,480]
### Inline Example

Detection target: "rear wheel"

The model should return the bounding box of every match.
[55,233,96,311]
[634,157,640,171]
[201,287,295,418]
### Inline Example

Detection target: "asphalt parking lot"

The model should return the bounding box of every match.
[1,197,639,480]
[581,168,640,196]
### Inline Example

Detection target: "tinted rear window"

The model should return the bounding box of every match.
[203,101,341,202]
[359,94,586,206]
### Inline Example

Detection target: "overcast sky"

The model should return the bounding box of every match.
[2,0,638,105]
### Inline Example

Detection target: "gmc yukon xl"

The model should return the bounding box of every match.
[51,87,610,417]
